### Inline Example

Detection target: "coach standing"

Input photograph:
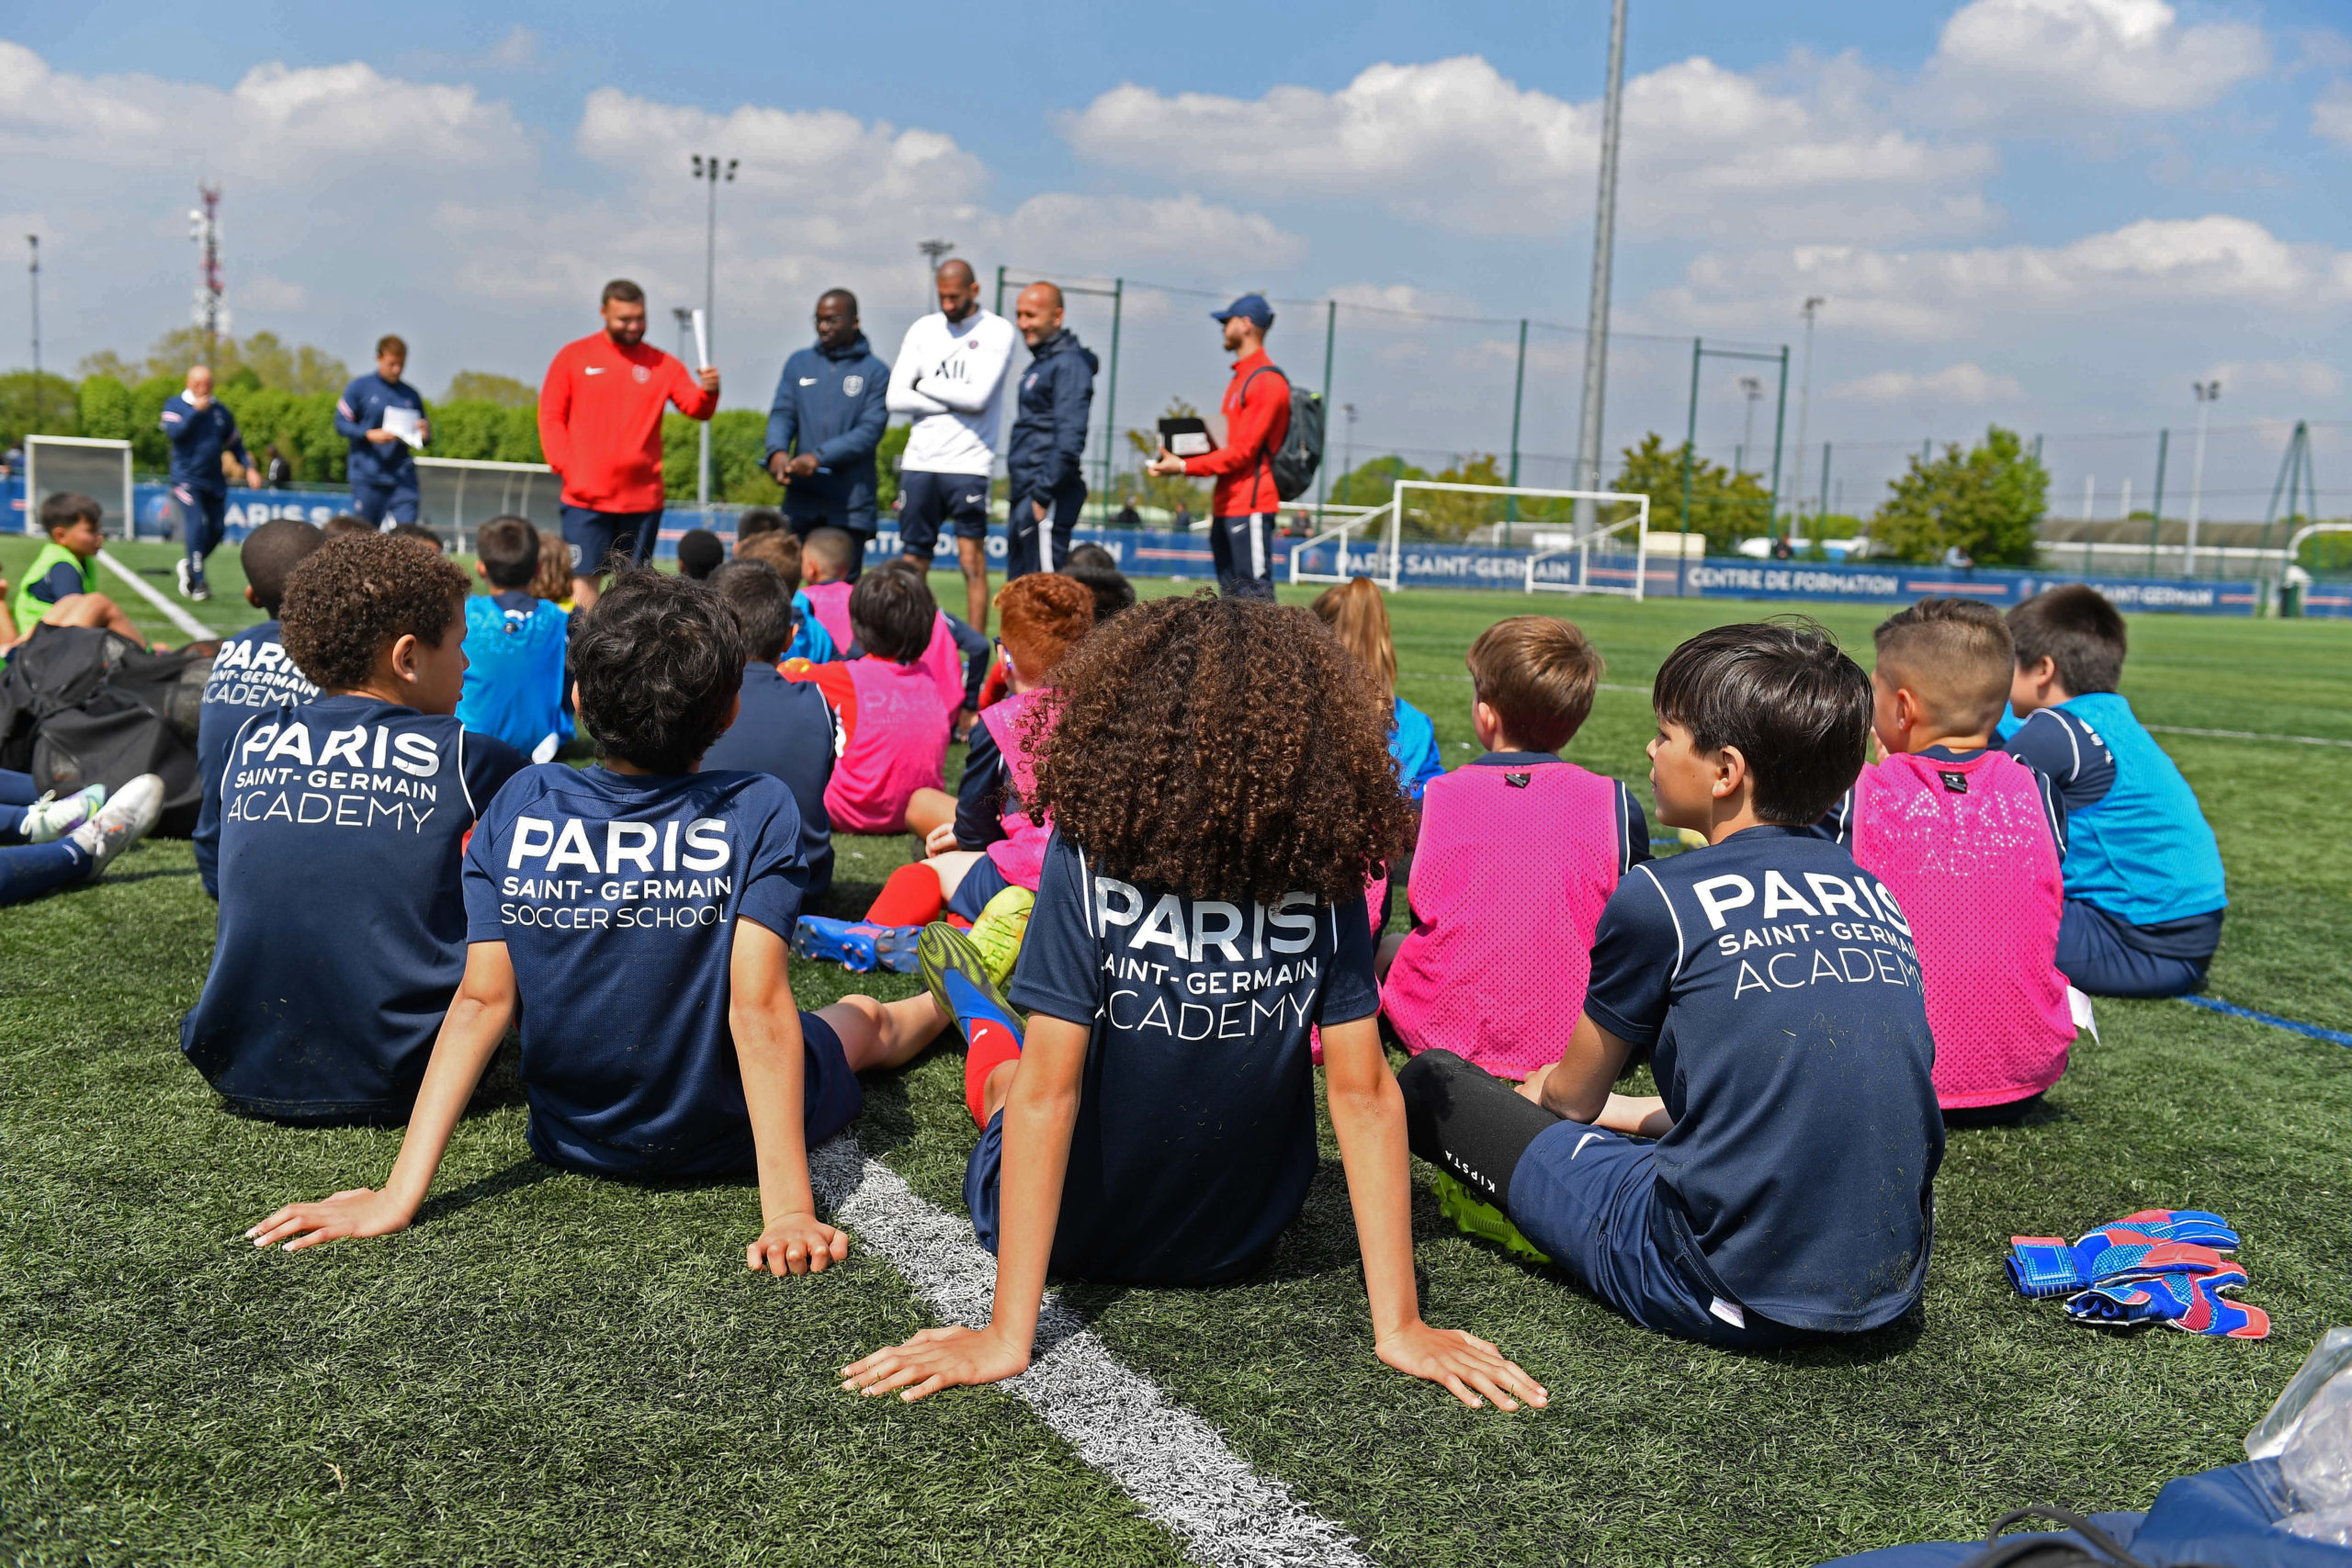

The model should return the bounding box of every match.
[1148,294,1289,600]
[334,334,428,528]
[159,364,258,604]
[764,288,888,578]
[887,258,1015,633]
[538,279,719,610]
[1003,281,1097,581]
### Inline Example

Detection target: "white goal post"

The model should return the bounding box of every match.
[413,457,563,551]
[24,435,134,539]
[1521,489,1650,601]
[1286,480,1650,600]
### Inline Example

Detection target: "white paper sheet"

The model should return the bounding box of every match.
[381,406,424,447]
[691,308,710,371]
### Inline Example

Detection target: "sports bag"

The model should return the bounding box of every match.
[1241,366,1325,502]
[0,625,212,837]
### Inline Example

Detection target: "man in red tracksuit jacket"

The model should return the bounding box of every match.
[538,278,719,609]
[1148,293,1289,600]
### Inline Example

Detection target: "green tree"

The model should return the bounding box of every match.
[141,327,241,382]
[1610,434,1774,552]
[443,370,537,408]
[1871,426,2048,566]
[1327,455,1429,507]
[876,423,910,513]
[1113,399,1210,518]
[129,375,182,472]
[232,389,344,483]
[75,350,138,383]
[431,401,543,465]
[0,370,82,449]
[77,376,134,444]
[239,332,348,396]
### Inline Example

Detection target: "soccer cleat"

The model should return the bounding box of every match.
[1431,1170,1551,1265]
[19,784,107,844]
[175,558,193,599]
[65,773,164,878]
[2007,1211,2241,1299]
[872,924,923,975]
[189,575,211,603]
[791,915,883,972]
[966,884,1035,987]
[922,922,1027,1126]
[2064,1263,2269,1339]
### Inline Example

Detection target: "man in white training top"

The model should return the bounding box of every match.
[886,257,1017,633]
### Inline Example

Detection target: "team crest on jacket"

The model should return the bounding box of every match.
[1024,373,1038,389]
[632,364,650,383]
[842,375,865,396]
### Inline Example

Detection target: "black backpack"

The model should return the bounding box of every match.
[0,625,213,838]
[1240,365,1326,502]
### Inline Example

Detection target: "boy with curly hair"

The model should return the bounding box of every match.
[248,571,933,1274]
[182,532,529,1122]
[842,594,1546,1414]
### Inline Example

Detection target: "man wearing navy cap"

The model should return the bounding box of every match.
[1148,294,1289,600]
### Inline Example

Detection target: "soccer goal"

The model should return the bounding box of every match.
[1520,489,1651,601]
[1288,480,1650,599]
[24,436,134,539]
[1284,501,1393,588]
[413,457,563,551]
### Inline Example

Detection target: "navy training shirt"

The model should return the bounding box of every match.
[697,661,837,899]
[180,695,526,1120]
[463,764,811,1179]
[192,619,320,897]
[998,830,1381,1285]
[1544,824,1943,1333]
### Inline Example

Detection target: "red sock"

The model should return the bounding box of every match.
[964,1019,1023,1129]
[865,863,943,926]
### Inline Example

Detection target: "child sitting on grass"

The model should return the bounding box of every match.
[701,558,837,899]
[842,594,1545,1413]
[247,571,934,1271]
[530,528,576,613]
[783,565,947,835]
[874,558,988,754]
[797,526,861,651]
[2002,585,2226,998]
[1397,620,1941,1348]
[182,533,530,1122]
[193,517,325,898]
[1379,615,1649,1078]
[457,516,573,762]
[797,571,1094,978]
[736,531,835,662]
[1312,577,1443,804]
[1821,597,2075,1121]
[10,492,145,648]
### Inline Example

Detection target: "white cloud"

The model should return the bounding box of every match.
[1926,0,2270,119]
[999,193,1306,272]
[1833,362,2025,404]
[485,26,539,69]
[2316,80,2352,148]
[1062,54,1996,243]
[2202,359,2345,398]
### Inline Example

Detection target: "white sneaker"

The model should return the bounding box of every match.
[188,575,211,604]
[20,783,107,843]
[66,773,164,878]
[175,558,193,599]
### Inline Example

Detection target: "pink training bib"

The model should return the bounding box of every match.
[978,686,1056,893]
[918,613,966,716]
[803,581,854,653]
[1382,760,1624,1077]
[823,657,947,835]
[1849,750,2074,1110]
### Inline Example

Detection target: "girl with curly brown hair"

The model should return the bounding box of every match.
[841,592,1546,1414]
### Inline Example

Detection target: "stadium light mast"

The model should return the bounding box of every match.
[1790,297,1824,537]
[1569,0,1629,538]
[917,238,954,317]
[188,184,225,364]
[26,235,39,437]
[690,153,737,522]
[1736,374,1762,473]
[1341,402,1358,492]
[2187,379,2221,576]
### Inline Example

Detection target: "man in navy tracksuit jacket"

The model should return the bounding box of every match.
[1004,282,1097,580]
[334,335,429,527]
[159,365,253,603]
[764,289,889,576]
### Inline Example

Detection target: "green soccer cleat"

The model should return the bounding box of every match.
[19,783,107,844]
[1430,1170,1552,1265]
[965,884,1034,988]
[918,921,1021,1048]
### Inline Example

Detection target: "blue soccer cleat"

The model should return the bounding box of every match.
[792,916,882,972]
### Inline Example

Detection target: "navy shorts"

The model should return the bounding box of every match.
[351,476,420,526]
[898,471,991,558]
[2055,898,2214,999]
[561,505,663,578]
[946,853,1012,923]
[797,1008,867,1148]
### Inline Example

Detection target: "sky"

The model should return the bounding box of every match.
[4,0,2348,517]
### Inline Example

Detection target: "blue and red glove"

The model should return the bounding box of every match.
[2007,1210,2241,1299]
[2064,1260,2270,1339]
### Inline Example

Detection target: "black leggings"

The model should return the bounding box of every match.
[1396,1050,1563,1214]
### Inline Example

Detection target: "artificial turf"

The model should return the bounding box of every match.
[4,538,2349,1566]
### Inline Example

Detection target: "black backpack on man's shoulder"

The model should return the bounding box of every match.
[0,625,213,838]
[1239,365,1326,502]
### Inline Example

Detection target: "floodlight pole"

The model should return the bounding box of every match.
[1317,299,1337,521]
[1736,375,1761,473]
[2149,428,2169,574]
[1101,278,1123,523]
[1342,404,1357,497]
[1790,296,1823,540]
[26,235,39,437]
[1570,0,1629,538]
[690,153,738,523]
[2186,379,2219,576]
[1506,318,1528,525]
[919,239,954,318]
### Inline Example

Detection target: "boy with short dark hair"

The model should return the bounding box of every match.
[322,513,375,539]
[784,567,948,834]
[456,515,572,761]
[2002,585,2226,998]
[182,534,530,1122]
[10,492,143,646]
[246,571,933,1275]
[676,527,725,581]
[738,532,834,662]
[702,558,837,897]
[1822,597,2076,1118]
[1398,620,1942,1347]
[734,506,787,547]
[1379,615,1649,1077]
[192,517,327,897]
[797,526,860,651]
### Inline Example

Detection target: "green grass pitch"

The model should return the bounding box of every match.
[5,538,2350,1565]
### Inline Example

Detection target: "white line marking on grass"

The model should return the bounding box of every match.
[2144,724,2352,749]
[809,1136,1371,1568]
[95,550,215,640]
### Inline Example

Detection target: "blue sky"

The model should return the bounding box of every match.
[6,0,2348,514]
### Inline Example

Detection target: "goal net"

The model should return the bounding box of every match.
[413,457,564,551]
[25,436,133,539]
[1288,480,1649,599]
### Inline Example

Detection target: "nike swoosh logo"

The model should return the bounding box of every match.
[583,367,606,375]
[799,378,819,386]
[1571,1132,1605,1159]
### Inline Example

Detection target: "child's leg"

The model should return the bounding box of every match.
[1375,930,1406,980]
[0,840,92,907]
[864,862,945,927]
[926,849,983,904]
[918,923,1025,1126]
[44,593,142,644]
[2054,899,2211,999]
[903,787,956,840]
[0,771,39,807]
[815,994,951,1074]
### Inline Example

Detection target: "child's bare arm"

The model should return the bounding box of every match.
[1522,1012,1638,1122]
[246,942,516,1250]
[1596,1093,1673,1137]
[840,1011,1091,1402]
[1322,1016,1547,1413]
[729,918,845,1277]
